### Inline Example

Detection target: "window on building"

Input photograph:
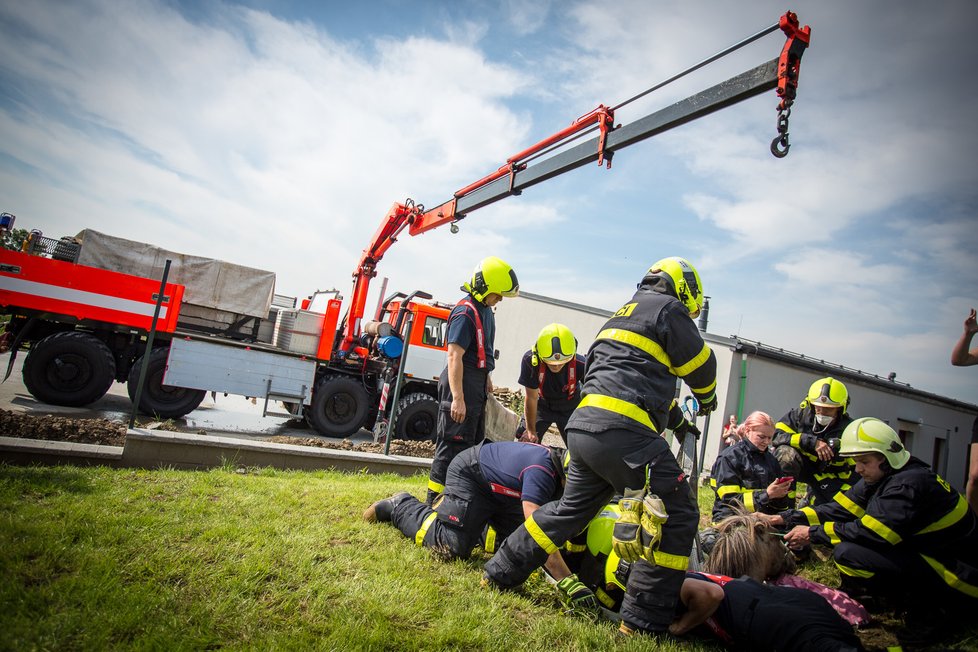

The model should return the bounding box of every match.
[898,429,914,454]
[932,437,947,477]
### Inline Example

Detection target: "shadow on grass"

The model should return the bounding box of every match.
[0,463,98,497]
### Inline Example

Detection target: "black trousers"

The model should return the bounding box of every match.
[484,427,698,632]
[393,445,524,559]
[428,366,487,501]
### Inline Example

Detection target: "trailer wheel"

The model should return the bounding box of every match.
[127,347,206,418]
[23,331,116,407]
[307,375,370,437]
[394,392,438,442]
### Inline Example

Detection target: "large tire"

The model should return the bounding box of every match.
[394,392,438,442]
[307,375,370,438]
[22,331,116,407]
[127,347,206,418]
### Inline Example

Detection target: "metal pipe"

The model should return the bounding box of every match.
[383,312,415,456]
[129,259,171,429]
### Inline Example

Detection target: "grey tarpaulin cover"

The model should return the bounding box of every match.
[75,229,276,319]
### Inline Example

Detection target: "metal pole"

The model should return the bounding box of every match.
[383,312,414,456]
[128,259,171,429]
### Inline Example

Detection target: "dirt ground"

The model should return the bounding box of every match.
[0,409,436,457]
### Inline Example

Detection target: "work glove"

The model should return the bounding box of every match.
[697,394,718,416]
[612,488,646,563]
[673,418,701,440]
[640,494,669,561]
[556,573,599,616]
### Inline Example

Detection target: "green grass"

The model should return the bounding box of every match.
[0,464,721,651]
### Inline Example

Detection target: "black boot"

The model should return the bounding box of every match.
[363,492,413,523]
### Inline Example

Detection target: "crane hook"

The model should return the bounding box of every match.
[770,133,790,158]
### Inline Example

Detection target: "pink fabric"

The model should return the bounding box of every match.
[773,574,871,627]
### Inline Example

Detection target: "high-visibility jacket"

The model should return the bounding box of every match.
[783,457,978,598]
[567,280,716,437]
[772,406,855,491]
[710,438,793,521]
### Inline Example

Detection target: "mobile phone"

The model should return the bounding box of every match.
[775,476,794,484]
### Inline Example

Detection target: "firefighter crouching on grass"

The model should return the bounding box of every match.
[483,256,717,637]
[772,417,978,636]
[772,377,856,506]
[517,323,586,446]
[427,256,519,506]
[365,441,599,614]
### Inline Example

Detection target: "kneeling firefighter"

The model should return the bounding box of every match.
[365,440,598,614]
[483,256,717,636]
[517,323,586,446]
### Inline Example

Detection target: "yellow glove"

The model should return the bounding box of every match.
[612,488,646,563]
[640,494,669,561]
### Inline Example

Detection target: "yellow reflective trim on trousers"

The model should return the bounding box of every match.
[860,514,902,545]
[917,496,969,535]
[597,328,673,370]
[802,506,820,526]
[484,526,497,553]
[673,343,712,377]
[427,479,445,494]
[920,554,978,598]
[652,550,689,571]
[525,513,559,554]
[578,394,656,431]
[833,492,866,518]
[415,512,438,546]
[824,521,842,545]
[836,562,875,578]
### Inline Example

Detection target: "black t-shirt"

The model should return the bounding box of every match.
[517,350,585,412]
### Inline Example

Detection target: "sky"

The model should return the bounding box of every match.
[2,0,977,405]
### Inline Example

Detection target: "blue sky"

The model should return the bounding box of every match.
[2,0,977,405]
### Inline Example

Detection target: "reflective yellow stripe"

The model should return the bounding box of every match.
[836,562,875,578]
[824,521,842,545]
[709,478,718,488]
[579,394,656,431]
[595,588,616,608]
[427,479,445,494]
[716,485,751,498]
[673,343,712,377]
[743,491,755,512]
[917,496,969,535]
[484,526,497,553]
[813,471,851,481]
[860,514,902,545]
[920,554,978,598]
[776,422,796,435]
[790,433,802,448]
[833,492,865,518]
[690,380,716,395]
[564,542,587,553]
[802,506,820,526]
[597,328,673,369]
[415,512,438,546]
[525,513,559,554]
[652,550,689,571]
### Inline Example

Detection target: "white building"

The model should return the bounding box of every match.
[494,292,977,492]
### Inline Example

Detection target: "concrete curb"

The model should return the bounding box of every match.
[0,429,432,477]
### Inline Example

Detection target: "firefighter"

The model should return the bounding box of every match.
[426,256,519,505]
[365,441,598,614]
[771,377,856,506]
[482,256,717,636]
[516,323,585,446]
[709,411,793,523]
[779,417,978,615]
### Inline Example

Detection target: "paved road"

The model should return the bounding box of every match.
[0,351,373,443]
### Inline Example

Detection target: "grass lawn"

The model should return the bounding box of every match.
[1,463,976,651]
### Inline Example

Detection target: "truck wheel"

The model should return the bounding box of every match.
[394,392,438,441]
[22,331,116,407]
[127,347,206,418]
[307,375,370,437]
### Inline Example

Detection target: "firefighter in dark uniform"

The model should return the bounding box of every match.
[772,377,856,506]
[483,256,717,636]
[709,411,793,523]
[517,323,585,446]
[365,441,598,613]
[426,256,519,505]
[779,417,978,615]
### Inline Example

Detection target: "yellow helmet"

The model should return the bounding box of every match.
[804,377,849,413]
[532,323,577,366]
[645,257,704,317]
[839,417,910,469]
[462,256,519,303]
